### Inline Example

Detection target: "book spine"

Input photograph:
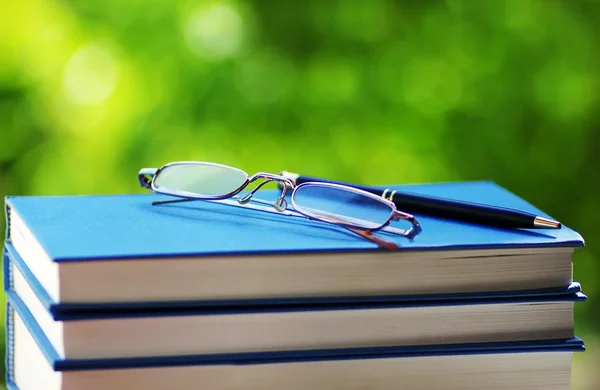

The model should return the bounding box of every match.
[3,247,11,293]
[5,302,15,387]
[4,200,17,387]
[3,245,16,386]
[5,201,11,243]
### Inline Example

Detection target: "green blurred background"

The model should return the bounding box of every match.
[0,0,598,388]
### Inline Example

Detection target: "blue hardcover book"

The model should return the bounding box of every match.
[3,247,587,361]
[6,297,585,390]
[2,242,587,315]
[4,181,584,309]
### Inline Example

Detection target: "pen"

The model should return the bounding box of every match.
[279,171,561,230]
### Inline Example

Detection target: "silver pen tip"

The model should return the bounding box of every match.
[534,216,561,229]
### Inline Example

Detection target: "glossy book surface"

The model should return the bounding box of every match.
[4,181,584,261]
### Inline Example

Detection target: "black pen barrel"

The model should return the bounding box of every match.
[389,192,535,228]
[293,174,541,229]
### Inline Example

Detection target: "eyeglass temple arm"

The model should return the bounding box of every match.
[346,228,398,250]
[138,168,158,189]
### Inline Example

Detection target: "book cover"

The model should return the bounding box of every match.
[4,181,584,261]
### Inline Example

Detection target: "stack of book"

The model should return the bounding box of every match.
[3,181,585,390]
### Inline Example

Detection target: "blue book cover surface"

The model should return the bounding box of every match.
[5,297,586,376]
[4,181,584,261]
[3,243,587,319]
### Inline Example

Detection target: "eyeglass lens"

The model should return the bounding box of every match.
[153,163,394,232]
[292,184,393,230]
[154,163,247,197]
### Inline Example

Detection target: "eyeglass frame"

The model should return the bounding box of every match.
[138,162,422,248]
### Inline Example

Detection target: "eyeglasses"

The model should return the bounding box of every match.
[138,162,421,250]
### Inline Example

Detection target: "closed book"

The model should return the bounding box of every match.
[4,181,584,308]
[6,299,585,390]
[4,246,586,359]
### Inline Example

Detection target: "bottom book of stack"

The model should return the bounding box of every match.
[7,301,586,390]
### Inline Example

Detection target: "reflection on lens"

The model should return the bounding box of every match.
[292,183,393,229]
[154,163,248,197]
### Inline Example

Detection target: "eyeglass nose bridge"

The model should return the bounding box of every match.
[249,172,294,186]
[241,173,296,212]
[249,173,296,193]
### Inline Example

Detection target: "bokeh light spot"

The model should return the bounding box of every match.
[62,43,118,106]
[184,2,244,60]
